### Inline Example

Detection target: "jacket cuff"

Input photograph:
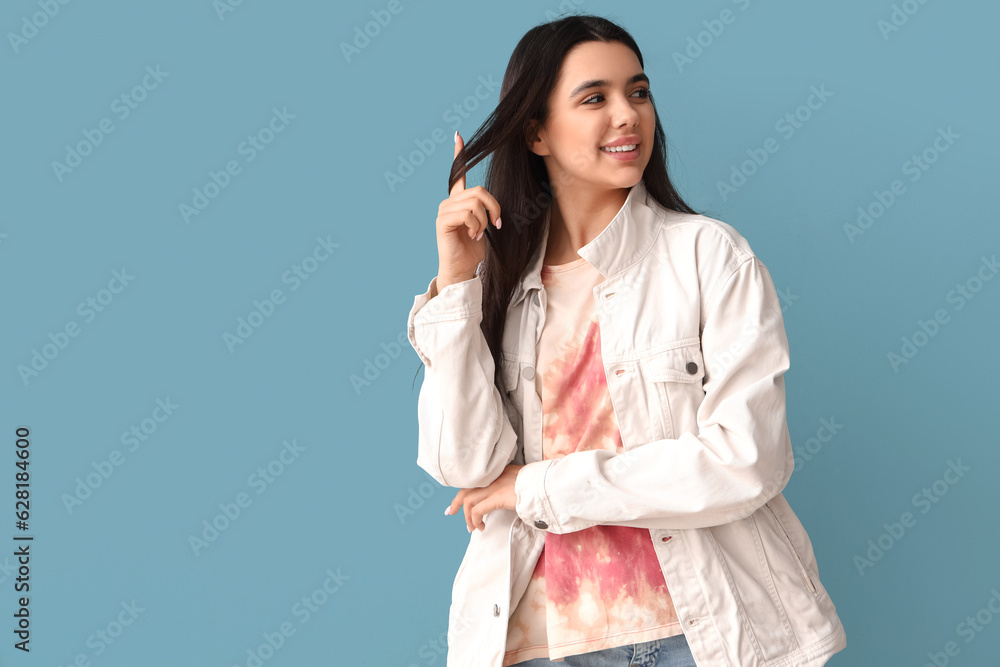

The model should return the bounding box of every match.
[514,459,559,531]
[406,275,482,367]
[416,275,481,322]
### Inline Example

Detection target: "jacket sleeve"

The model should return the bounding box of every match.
[513,255,796,532]
[406,273,519,489]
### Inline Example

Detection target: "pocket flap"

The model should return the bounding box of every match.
[642,338,705,383]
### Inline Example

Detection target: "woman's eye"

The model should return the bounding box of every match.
[583,88,650,104]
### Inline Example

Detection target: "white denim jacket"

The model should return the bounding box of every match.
[406,179,847,666]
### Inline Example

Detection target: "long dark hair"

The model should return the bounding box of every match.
[412,13,700,404]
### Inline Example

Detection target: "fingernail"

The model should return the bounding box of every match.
[467,525,472,533]
[496,217,502,229]
[444,506,451,515]
[476,229,483,241]
[454,130,458,143]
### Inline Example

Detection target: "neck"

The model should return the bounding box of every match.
[544,183,631,263]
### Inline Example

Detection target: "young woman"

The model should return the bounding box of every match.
[406,14,847,667]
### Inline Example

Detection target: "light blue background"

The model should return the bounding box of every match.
[1,0,997,665]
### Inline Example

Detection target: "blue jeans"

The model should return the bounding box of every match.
[510,632,697,667]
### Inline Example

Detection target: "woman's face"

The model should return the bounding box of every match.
[527,40,654,194]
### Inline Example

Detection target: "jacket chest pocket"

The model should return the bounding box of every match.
[639,338,706,441]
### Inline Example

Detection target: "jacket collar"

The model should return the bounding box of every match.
[509,177,658,308]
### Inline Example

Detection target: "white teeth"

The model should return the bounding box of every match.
[601,144,637,152]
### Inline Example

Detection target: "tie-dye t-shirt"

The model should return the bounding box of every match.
[503,256,685,665]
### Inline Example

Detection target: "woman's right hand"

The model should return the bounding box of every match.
[435,131,502,289]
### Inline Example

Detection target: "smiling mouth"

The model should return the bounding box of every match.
[600,144,638,153]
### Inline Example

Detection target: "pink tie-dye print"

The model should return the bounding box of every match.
[503,257,684,665]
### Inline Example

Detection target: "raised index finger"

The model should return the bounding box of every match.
[449,131,465,197]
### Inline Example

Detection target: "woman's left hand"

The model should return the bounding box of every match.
[446,464,525,532]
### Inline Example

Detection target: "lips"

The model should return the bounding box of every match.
[600,144,638,153]
[599,137,641,162]
[601,135,641,149]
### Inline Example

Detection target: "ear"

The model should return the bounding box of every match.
[525,118,549,157]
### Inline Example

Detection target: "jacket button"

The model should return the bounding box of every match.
[493,603,501,617]
[534,519,548,529]
[685,361,698,374]
[522,366,535,380]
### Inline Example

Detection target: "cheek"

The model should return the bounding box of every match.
[555,121,599,158]
[557,142,598,173]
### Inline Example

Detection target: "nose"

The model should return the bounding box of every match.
[611,93,640,127]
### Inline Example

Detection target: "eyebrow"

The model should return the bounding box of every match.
[568,72,649,99]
